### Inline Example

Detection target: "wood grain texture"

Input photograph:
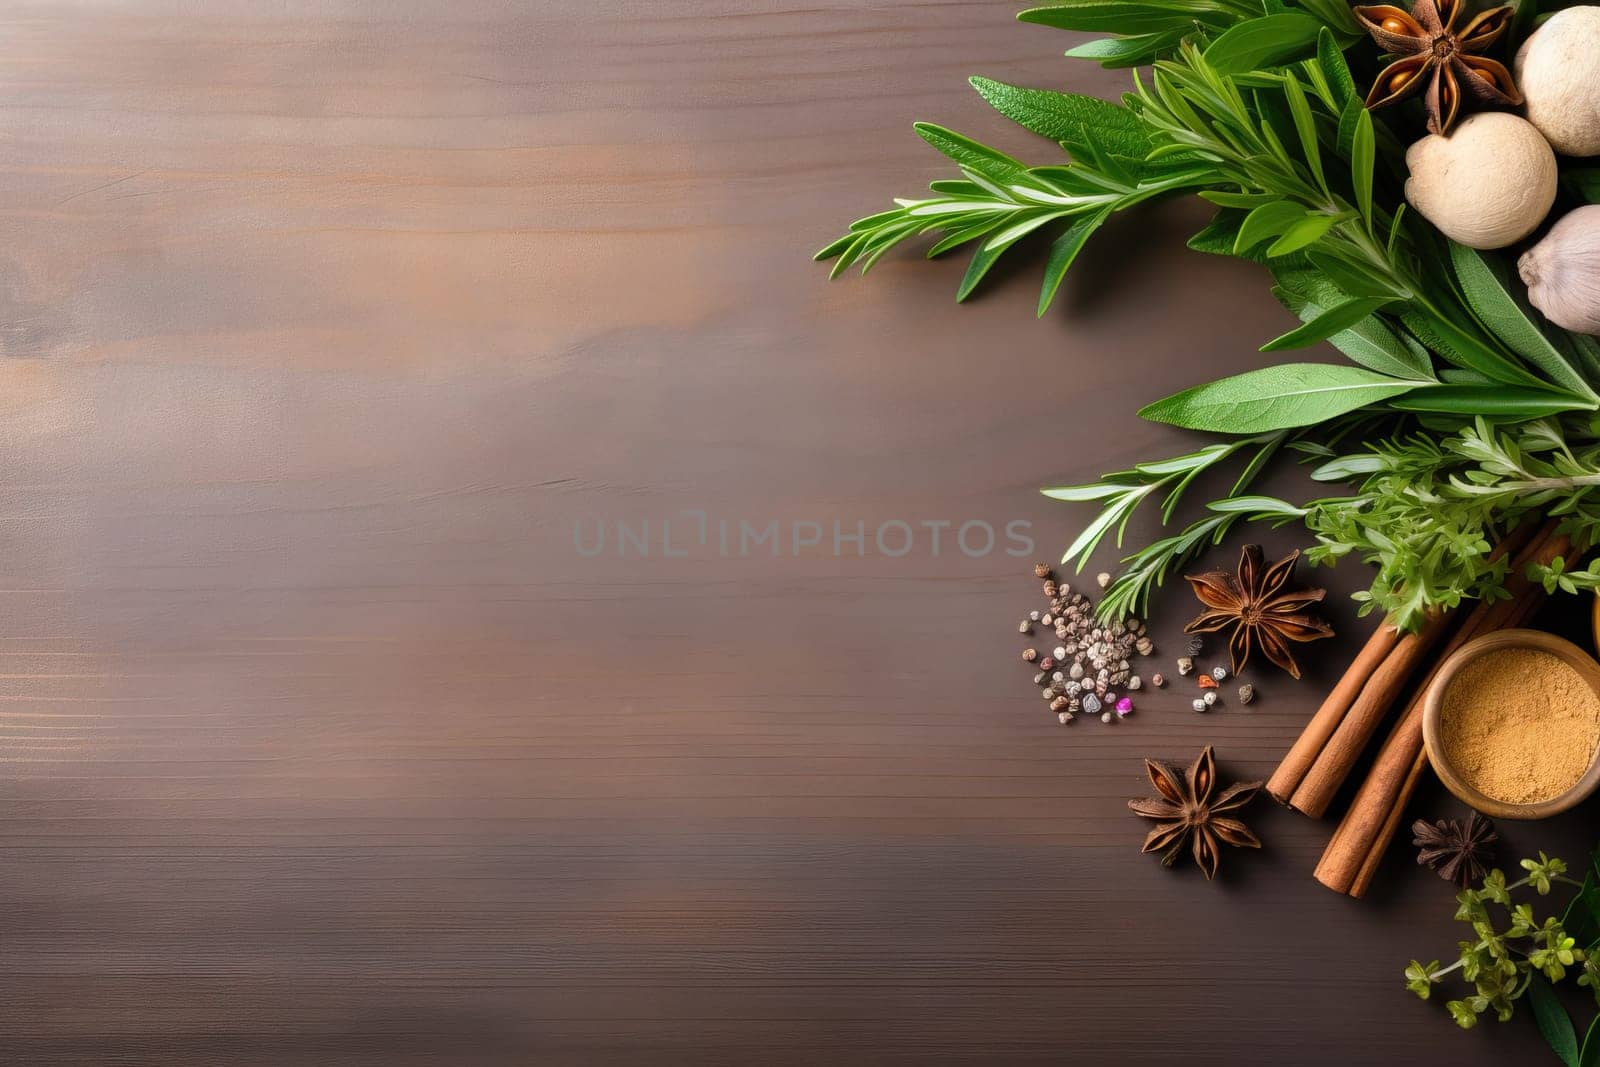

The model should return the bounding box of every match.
[0,2,1595,1063]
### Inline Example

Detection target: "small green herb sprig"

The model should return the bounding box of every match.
[1407,850,1600,1065]
[1284,416,1600,630]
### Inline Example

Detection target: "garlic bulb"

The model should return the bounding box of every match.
[1519,205,1600,335]
[1515,7,1600,157]
[1405,113,1557,250]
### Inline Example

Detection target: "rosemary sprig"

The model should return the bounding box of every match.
[1043,431,1293,618]
[816,120,1210,312]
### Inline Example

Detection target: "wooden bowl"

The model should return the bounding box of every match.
[1422,629,1600,820]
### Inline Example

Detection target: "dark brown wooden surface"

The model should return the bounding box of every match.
[1,2,1595,1063]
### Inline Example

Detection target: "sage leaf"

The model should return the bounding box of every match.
[1188,208,1247,256]
[1038,208,1112,316]
[1389,384,1589,418]
[1449,242,1597,399]
[1274,287,1434,380]
[1138,364,1418,432]
[1401,307,1550,387]
[915,123,1032,188]
[1204,14,1324,73]
[969,78,1151,172]
[1262,296,1397,351]
[1527,976,1578,1067]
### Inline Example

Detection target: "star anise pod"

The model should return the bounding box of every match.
[1354,0,1520,135]
[1128,746,1262,880]
[1183,545,1334,680]
[1412,812,1498,887]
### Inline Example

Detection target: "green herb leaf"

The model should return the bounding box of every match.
[1236,200,1309,253]
[1295,0,1360,34]
[1528,975,1579,1067]
[1020,1,1235,34]
[914,123,1032,188]
[970,78,1151,171]
[1262,296,1398,351]
[1064,29,1191,67]
[1317,27,1359,110]
[1203,14,1324,74]
[1449,242,1597,400]
[1401,307,1552,387]
[1353,108,1375,230]
[1038,208,1112,315]
[1267,213,1339,256]
[1388,384,1588,418]
[1275,287,1435,380]
[1336,93,1363,159]
[1303,249,1407,299]
[1281,72,1327,194]
[1199,190,1282,209]
[1188,208,1247,255]
[1138,363,1418,432]
[956,240,1009,302]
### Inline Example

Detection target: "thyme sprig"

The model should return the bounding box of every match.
[1406,850,1600,1063]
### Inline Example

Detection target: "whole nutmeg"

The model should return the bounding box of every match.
[1520,205,1600,335]
[1515,7,1600,157]
[1405,113,1557,249]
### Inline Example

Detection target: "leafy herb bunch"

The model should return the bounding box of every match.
[1406,850,1600,1065]
[819,0,1600,629]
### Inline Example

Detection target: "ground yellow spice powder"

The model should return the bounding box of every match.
[1438,647,1600,804]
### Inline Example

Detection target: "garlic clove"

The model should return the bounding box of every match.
[1515,7,1600,158]
[1404,113,1557,250]
[1520,204,1600,336]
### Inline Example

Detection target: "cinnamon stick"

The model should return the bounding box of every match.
[1345,551,1561,899]
[1315,523,1568,896]
[1265,622,1401,805]
[1287,622,1449,817]
[1349,748,1427,898]
[1278,521,1538,818]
